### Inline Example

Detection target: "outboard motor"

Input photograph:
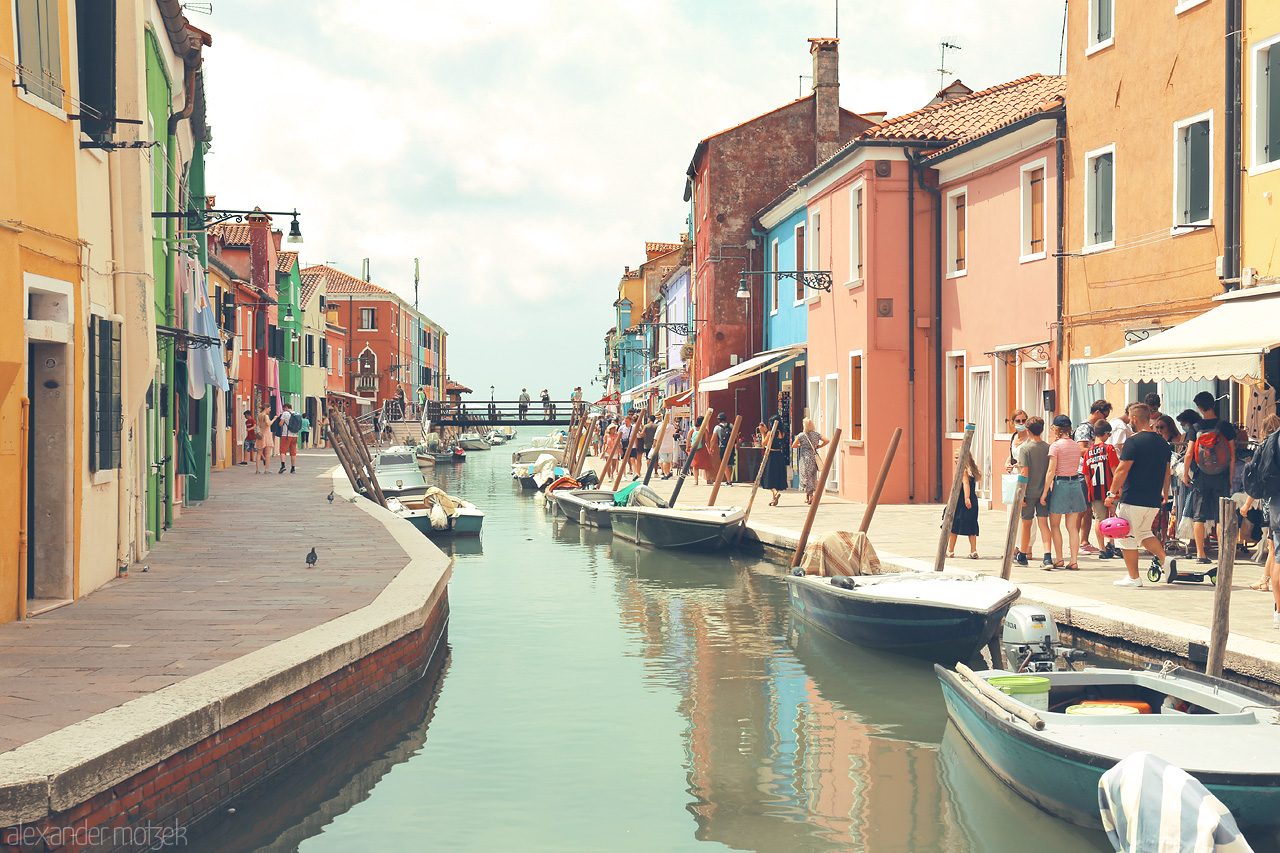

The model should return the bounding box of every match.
[1001,605,1086,673]
[577,470,599,487]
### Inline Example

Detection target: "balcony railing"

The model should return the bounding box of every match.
[354,373,379,394]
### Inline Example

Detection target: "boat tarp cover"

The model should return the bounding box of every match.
[614,483,668,507]
[1099,751,1254,853]
[423,487,462,516]
[800,530,882,577]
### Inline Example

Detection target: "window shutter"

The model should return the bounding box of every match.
[89,314,100,471]
[954,195,966,271]
[1187,121,1211,223]
[1269,46,1280,163]
[255,312,266,351]
[1096,0,1112,41]
[1030,168,1044,251]
[222,293,236,334]
[1095,153,1114,244]
[107,318,122,469]
[306,334,315,365]
[75,0,115,138]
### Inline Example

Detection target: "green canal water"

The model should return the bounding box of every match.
[187,439,1275,852]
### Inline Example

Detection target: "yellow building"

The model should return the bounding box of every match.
[1063,0,1232,421]
[298,260,328,448]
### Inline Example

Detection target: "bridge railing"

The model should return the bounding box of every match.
[425,399,586,426]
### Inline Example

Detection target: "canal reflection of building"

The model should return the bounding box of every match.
[185,649,451,853]
[611,545,965,851]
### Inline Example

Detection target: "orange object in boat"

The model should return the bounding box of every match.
[1077,699,1151,714]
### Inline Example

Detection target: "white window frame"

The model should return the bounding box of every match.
[1175,0,1210,15]
[337,347,343,377]
[770,238,780,315]
[1083,143,1116,253]
[847,180,865,290]
[359,307,377,331]
[1249,32,1280,176]
[824,372,839,491]
[1086,0,1115,56]
[805,211,822,305]
[793,223,807,307]
[1172,110,1213,232]
[995,352,1018,440]
[945,350,966,439]
[845,349,864,447]
[1019,158,1049,263]
[1022,361,1050,419]
[946,187,968,279]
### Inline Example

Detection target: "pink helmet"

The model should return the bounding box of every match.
[1099,517,1130,538]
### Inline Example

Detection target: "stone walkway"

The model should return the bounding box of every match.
[622,470,1280,646]
[0,451,407,755]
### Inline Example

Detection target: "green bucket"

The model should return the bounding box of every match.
[989,675,1051,711]
[1065,703,1139,716]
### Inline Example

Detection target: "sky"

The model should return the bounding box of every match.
[202,0,1066,401]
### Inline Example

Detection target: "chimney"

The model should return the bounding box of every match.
[810,37,840,163]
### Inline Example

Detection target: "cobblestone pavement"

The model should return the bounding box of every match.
[617,467,1280,648]
[0,452,408,755]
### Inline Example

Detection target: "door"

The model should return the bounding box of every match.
[824,374,839,491]
[970,370,992,500]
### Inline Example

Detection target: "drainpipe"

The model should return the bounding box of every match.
[18,397,28,620]
[912,152,944,502]
[905,156,918,501]
[1056,112,1067,376]
[752,225,770,423]
[1224,0,1243,287]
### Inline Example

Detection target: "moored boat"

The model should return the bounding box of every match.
[372,448,431,502]
[935,662,1280,830]
[550,489,617,527]
[787,571,1019,665]
[386,489,484,537]
[608,485,745,551]
[511,447,566,465]
[458,432,491,451]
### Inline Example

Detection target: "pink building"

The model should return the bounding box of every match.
[755,75,1065,505]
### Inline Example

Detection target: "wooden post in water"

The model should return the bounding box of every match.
[670,409,715,507]
[1000,476,1029,581]
[572,416,599,479]
[1207,496,1239,678]
[935,424,976,572]
[600,426,624,483]
[563,413,588,475]
[707,415,742,506]
[612,414,644,491]
[859,427,902,534]
[790,428,843,569]
[335,413,386,507]
[743,420,780,523]
[643,411,672,486]
[327,423,362,493]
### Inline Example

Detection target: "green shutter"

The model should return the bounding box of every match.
[1096,0,1112,42]
[1186,121,1211,223]
[1094,153,1114,244]
[1268,46,1280,164]
[89,314,100,471]
[107,319,122,469]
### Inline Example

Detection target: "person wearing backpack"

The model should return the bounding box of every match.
[1182,390,1238,565]
[1240,414,1280,601]
[274,402,303,474]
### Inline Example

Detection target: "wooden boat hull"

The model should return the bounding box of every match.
[511,447,565,465]
[458,438,490,451]
[936,665,1280,829]
[610,506,745,551]
[552,490,616,526]
[787,574,1018,665]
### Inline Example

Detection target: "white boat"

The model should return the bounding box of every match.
[458,432,491,451]
[372,448,431,501]
[608,485,746,551]
[511,447,566,465]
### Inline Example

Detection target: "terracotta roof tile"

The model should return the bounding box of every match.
[646,242,681,255]
[857,74,1064,146]
[208,223,251,247]
[276,251,298,274]
[299,269,325,308]
[303,264,392,295]
[446,380,473,394]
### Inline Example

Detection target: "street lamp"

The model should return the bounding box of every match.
[153,206,305,244]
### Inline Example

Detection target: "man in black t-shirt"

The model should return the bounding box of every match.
[1183,391,1237,564]
[1105,404,1171,588]
[713,413,736,485]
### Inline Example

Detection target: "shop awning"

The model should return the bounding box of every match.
[1086,290,1280,384]
[327,390,360,401]
[698,344,805,393]
[663,388,692,408]
[627,368,679,401]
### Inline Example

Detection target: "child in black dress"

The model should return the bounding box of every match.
[948,450,982,559]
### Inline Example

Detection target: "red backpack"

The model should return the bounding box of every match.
[1193,425,1230,476]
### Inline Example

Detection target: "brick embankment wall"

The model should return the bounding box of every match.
[0,601,447,853]
[0,472,451,853]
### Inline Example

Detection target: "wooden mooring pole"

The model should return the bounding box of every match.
[1206,496,1239,678]
[707,415,742,506]
[743,420,781,523]
[1000,476,1030,581]
[790,428,843,570]
[860,427,902,534]
[935,424,976,572]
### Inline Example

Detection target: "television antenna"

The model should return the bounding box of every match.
[938,40,962,91]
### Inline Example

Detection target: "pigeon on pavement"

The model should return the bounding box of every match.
[327,490,335,504]
[305,547,318,567]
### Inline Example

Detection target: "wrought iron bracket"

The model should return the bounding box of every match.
[739,269,834,293]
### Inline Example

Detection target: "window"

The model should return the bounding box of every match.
[320,340,329,369]
[794,224,806,303]
[89,315,121,472]
[1174,114,1212,227]
[1023,364,1049,418]
[305,334,315,366]
[946,353,966,434]
[809,212,821,301]
[337,347,343,377]
[771,239,779,311]
[1021,162,1047,260]
[849,352,863,441]
[998,354,1019,433]
[1088,0,1113,53]
[946,189,967,277]
[1251,36,1280,172]
[850,183,864,284]
[1084,145,1115,249]
[359,307,376,330]
[15,0,63,106]
[76,0,115,138]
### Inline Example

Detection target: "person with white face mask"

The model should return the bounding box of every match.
[1007,409,1030,472]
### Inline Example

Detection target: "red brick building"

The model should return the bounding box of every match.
[684,37,873,418]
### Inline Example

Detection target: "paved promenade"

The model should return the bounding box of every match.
[622,470,1280,649]
[0,451,408,755]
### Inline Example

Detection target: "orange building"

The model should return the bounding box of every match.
[311,266,414,408]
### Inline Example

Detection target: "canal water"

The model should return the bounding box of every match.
[191,437,1222,852]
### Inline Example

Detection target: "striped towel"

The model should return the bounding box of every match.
[800,530,881,577]
[1099,752,1254,853]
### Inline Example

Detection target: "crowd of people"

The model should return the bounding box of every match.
[999,391,1280,626]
